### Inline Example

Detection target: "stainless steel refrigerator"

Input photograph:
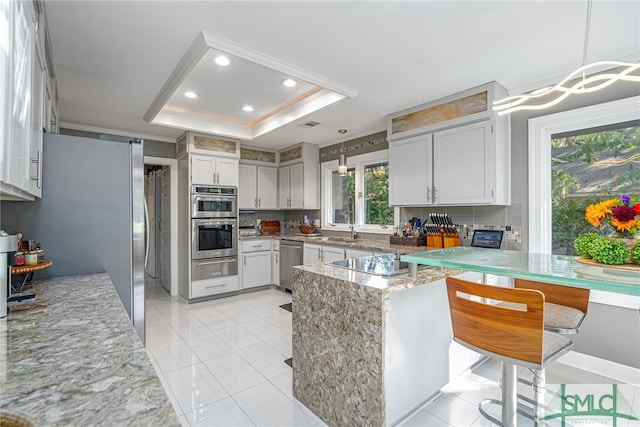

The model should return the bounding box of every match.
[0,133,146,341]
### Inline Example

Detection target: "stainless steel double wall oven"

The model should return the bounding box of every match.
[191,185,238,282]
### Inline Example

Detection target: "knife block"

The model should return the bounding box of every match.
[426,230,461,248]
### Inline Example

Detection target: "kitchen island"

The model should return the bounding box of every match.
[0,273,178,426]
[292,261,469,427]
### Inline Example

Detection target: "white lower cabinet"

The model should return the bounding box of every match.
[303,243,322,265]
[191,276,239,299]
[303,243,345,264]
[321,246,346,263]
[241,239,272,289]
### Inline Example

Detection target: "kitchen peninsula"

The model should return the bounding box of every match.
[401,247,640,296]
[0,274,178,425]
[291,260,468,426]
[292,246,639,426]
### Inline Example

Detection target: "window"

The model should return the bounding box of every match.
[528,96,640,308]
[528,96,640,254]
[323,150,397,232]
[551,123,640,255]
[363,162,393,225]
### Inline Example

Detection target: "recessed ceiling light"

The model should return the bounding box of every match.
[214,55,230,66]
[281,79,297,87]
[184,91,198,99]
[242,105,254,112]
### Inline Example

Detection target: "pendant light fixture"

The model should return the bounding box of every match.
[338,129,348,176]
[493,0,639,116]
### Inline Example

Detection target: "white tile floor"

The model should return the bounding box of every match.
[145,280,640,427]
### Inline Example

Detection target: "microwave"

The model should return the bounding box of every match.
[191,186,237,218]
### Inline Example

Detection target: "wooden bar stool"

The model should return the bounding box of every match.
[446,276,573,427]
[512,279,590,419]
[514,279,590,334]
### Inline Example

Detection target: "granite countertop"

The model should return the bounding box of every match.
[240,233,432,254]
[294,262,462,294]
[0,273,178,426]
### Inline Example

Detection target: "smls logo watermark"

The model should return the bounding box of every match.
[541,384,638,426]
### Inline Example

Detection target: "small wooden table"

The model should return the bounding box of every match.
[11,260,53,293]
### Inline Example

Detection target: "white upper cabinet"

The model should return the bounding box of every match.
[239,164,277,209]
[1,0,48,200]
[387,82,510,206]
[389,134,432,206]
[239,164,257,208]
[257,166,278,209]
[191,154,239,187]
[278,166,291,209]
[432,120,494,205]
[277,143,319,209]
[288,162,304,208]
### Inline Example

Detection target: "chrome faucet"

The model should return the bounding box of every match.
[350,224,358,239]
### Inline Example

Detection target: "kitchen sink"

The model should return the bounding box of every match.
[331,254,435,277]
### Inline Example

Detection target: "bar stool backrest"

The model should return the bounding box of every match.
[446,276,546,365]
[514,278,589,313]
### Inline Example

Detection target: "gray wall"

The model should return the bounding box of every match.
[1,134,137,317]
[60,128,176,159]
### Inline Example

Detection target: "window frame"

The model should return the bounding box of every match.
[528,95,640,254]
[322,149,398,234]
[528,95,640,309]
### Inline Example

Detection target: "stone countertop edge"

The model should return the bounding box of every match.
[239,233,434,254]
[294,263,463,294]
[0,273,179,426]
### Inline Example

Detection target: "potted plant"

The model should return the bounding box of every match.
[576,194,640,265]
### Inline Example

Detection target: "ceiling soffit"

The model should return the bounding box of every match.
[144,31,358,140]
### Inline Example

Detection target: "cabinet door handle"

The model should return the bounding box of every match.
[432,186,437,202]
[29,149,42,189]
[258,198,261,207]
[254,197,258,208]
[276,253,279,263]
[427,187,430,202]
[243,255,246,265]
[206,283,227,289]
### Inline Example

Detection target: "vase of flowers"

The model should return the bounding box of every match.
[578,194,640,265]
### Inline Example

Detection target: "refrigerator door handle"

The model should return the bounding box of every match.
[144,197,150,268]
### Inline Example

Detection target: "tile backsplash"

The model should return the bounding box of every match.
[400,204,523,251]
[239,210,320,230]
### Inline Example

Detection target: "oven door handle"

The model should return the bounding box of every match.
[193,219,237,226]
[195,258,237,266]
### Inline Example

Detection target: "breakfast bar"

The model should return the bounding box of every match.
[401,247,640,296]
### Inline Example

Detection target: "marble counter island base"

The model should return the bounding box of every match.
[292,263,474,427]
[0,273,179,426]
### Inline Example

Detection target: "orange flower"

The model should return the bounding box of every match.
[611,218,637,232]
[585,199,617,227]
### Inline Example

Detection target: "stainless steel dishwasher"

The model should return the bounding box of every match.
[280,239,303,291]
